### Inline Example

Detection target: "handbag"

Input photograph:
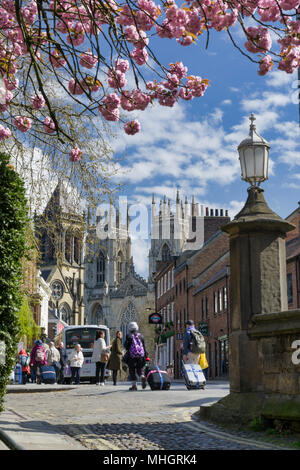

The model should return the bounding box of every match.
[101,349,110,362]
[199,353,208,370]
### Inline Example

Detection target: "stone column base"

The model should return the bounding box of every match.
[200,392,300,431]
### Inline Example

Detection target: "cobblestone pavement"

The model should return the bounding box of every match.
[2,381,288,450]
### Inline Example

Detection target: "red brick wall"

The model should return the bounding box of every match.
[173,232,230,379]
[286,208,300,242]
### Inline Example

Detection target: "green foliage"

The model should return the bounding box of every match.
[17,296,40,345]
[0,153,28,411]
[249,416,264,432]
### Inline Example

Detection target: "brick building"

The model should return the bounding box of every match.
[286,203,300,310]
[173,231,230,379]
[154,261,175,376]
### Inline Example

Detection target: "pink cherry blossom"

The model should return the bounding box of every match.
[79,52,98,69]
[0,124,11,140]
[69,147,82,162]
[31,94,45,110]
[14,116,32,133]
[124,119,141,135]
[43,117,56,134]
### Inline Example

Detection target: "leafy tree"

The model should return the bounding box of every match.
[17,295,41,347]
[0,152,28,411]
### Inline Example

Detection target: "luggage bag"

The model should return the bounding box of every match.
[146,367,171,390]
[41,365,56,384]
[182,362,206,390]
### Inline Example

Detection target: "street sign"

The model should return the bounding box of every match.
[149,313,163,324]
[198,323,209,336]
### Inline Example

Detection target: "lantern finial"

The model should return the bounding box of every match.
[249,113,256,132]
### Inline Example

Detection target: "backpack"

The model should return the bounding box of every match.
[35,347,44,362]
[20,355,29,367]
[129,333,145,358]
[189,330,206,354]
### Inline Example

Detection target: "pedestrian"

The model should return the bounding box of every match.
[30,340,47,384]
[199,352,209,380]
[41,334,49,351]
[107,331,123,386]
[57,341,68,384]
[69,343,84,385]
[124,322,148,391]
[182,320,205,365]
[91,330,108,386]
[46,341,61,383]
[18,349,30,384]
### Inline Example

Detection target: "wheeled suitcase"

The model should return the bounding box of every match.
[146,367,171,390]
[182,362,206,390]
[41,365,56,384]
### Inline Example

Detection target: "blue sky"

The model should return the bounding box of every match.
[105,25,300,278]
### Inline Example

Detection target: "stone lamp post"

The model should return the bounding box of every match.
[200,115,300,428]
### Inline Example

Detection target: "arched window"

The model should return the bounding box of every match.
[74,234,81,264]
[120,303,136,343]
[96,252,105,284]
[65,230,72,263]
[59,303,72,324]
[162,244,171,262]
[91,304,104,325]
[116,251,124,284]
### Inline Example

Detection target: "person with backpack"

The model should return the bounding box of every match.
[182,320,206,365]
[18,349,30,384]
[30,340,47,384]
[124,322,148,391]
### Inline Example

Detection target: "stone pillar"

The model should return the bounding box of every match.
[200,187,295,423]
[222,187,294,394]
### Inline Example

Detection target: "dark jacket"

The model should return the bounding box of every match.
[107,337,122,371]
[182,326,197,356]
[124,332,147,367]
[58,347,68,366]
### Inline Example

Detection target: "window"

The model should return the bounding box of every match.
[176,284,178,296]
[162,244,171,262]
[65,230,72,263]
[116,251,124,284]
[183,278,186,291]
[214,291,218,314]
[206,296,209,318]
[218,288,223,312]
[179,280,182,294]
[171,268,174,287]
[168,271,171,290]
[287,273,293,304]
[201,298,205,321]
[223,286,228,310]
[96,252,105,284]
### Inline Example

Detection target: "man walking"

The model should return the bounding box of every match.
[46,342,61,383]
[57,342,68,384]
[182,320,205,364]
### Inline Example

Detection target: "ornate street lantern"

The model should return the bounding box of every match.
[238,113,270,187]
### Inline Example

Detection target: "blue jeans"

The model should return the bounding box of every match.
[71,367,81,384]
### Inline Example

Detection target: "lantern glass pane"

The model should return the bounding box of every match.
[254,147,264,179]
[239,151,246,179]
[244,147,255,179]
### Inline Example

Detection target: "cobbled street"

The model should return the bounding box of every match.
[2,381,279,450]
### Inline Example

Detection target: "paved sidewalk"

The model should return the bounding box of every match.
[0,409,87,450]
